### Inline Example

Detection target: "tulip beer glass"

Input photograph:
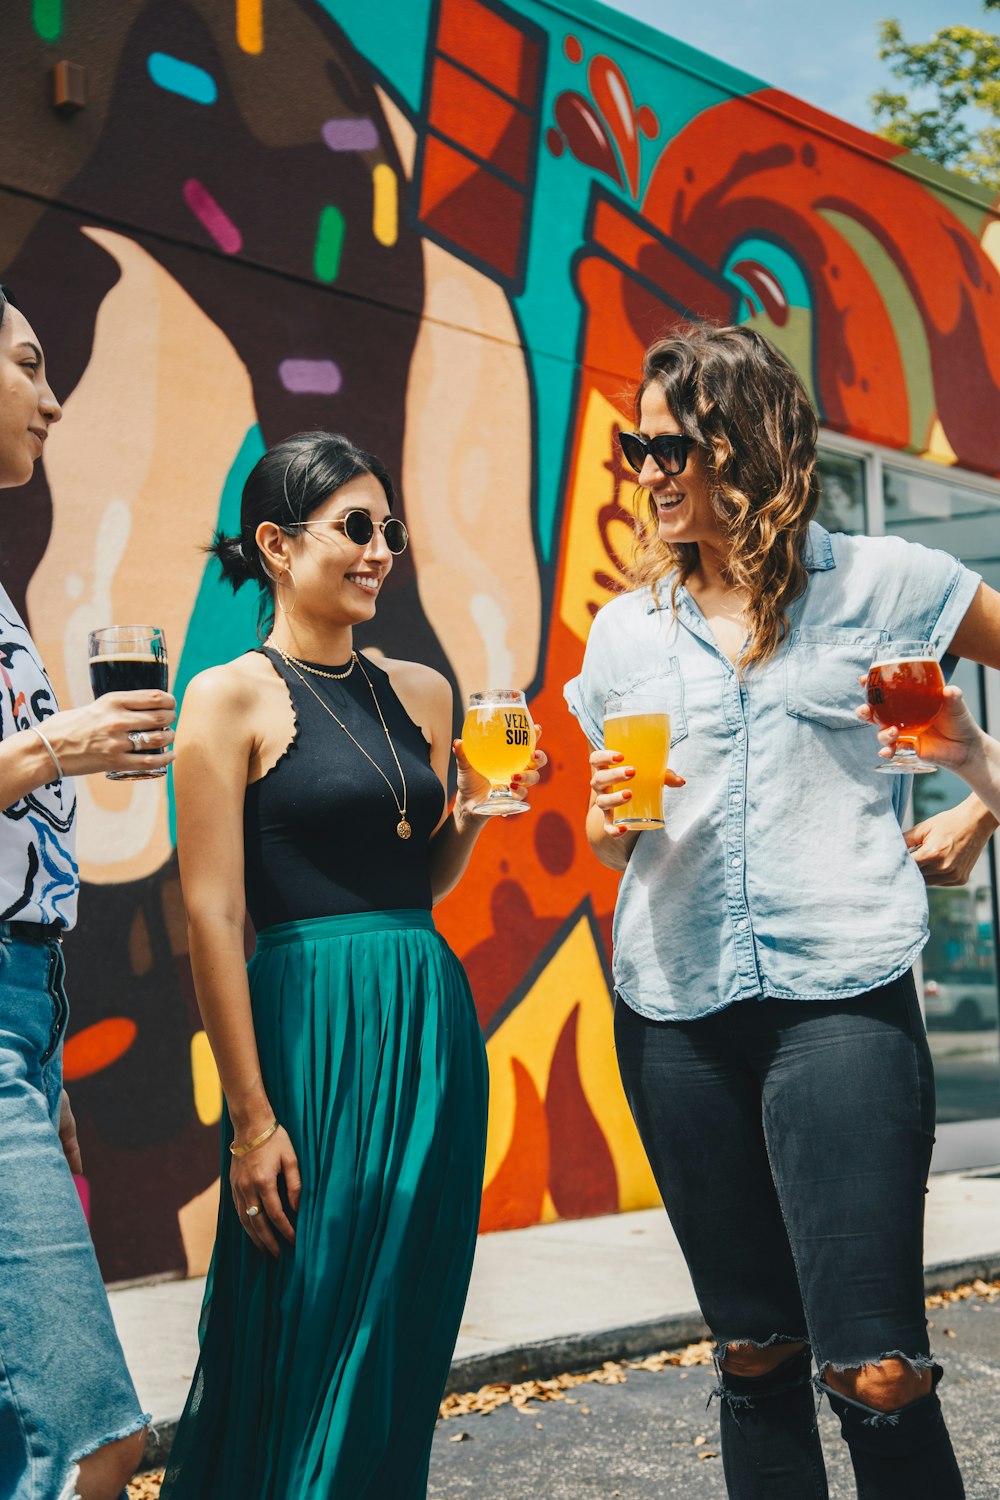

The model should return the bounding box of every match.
[603,691,671,828]
[88,625,169,780]
[866,641,945,774]
[462,689,536,815]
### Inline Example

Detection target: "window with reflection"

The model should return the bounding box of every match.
[884,465,1000,1124]
[816,450,866,534]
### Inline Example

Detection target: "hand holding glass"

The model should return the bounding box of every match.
[865,642,944,775]
[603,692,671,829]
[88,625,169,780]
[462,690,536,815]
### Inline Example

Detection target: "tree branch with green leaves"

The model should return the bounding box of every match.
[871,1,1000,189]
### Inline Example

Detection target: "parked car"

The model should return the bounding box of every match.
[923,973,1000,1032]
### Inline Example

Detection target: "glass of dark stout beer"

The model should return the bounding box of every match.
[865,640,945,774]
[88,625,169,780]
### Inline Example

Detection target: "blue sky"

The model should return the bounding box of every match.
[598,1,990,129]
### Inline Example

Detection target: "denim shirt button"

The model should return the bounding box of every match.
[736,918,749,931]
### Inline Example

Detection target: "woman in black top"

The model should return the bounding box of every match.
[162,431,545,1499]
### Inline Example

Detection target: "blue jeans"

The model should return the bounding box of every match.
[615,973,964,1498]
[0,929,148,1500]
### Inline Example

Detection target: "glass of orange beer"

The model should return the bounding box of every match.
[462,689,536,815]
[866,641,945,774]
[603,692,671,829]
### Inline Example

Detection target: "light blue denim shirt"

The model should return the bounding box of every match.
[564,523,982,1021]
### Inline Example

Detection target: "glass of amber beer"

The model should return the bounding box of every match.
[866,641,945,774]
[603,691,671,829]
[462,689,536,815]
[88,625,169,780]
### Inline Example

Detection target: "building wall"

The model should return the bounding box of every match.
[2,0,999,1282]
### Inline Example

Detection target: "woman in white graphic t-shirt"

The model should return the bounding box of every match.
[0,285,175,1500]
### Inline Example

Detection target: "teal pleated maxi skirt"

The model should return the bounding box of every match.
[161,910,488,1500]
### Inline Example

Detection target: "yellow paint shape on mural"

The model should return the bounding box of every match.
[372,164,398,247]
[191,1030,223,1125]
[179,1176,221,1279]
[27,227,256,883]
[484,913,659,1213]
[559,386,637,646]
[236,0,264,54]
[922,419,959,467]
[981,219,1000,275]
[404,240,539,701]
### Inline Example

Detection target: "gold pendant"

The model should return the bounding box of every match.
[396,818,412,840]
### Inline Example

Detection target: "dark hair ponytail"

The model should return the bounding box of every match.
[207,530,253,591]
[208,429,395,629]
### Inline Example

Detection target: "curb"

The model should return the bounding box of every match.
[138,1252,1000,1471]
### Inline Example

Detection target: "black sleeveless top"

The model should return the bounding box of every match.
[243,648,445,931]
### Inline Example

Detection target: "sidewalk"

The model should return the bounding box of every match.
[112,1167,1000,1467]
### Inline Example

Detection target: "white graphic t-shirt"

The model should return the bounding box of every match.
[0,583,78,927]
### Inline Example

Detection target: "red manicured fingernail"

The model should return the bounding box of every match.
[622,790,632,801]
[624,767,635,779]
[612,753,624,763]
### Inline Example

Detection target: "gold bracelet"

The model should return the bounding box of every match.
[229,1119,279,1157]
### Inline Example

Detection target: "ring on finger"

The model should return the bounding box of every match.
[245,1204,260,1218]
[128,730,152,749]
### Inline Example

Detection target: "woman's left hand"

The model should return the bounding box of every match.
[58,1089,83,1175]
[452,724,547,819]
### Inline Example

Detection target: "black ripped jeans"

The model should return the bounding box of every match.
[614,973,965,1499]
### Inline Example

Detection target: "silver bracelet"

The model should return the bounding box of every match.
[28,725,63,781]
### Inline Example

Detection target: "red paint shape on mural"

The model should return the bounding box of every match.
[479,1058,549,1232]
[436,0,540,104]
[546,1005,619,1219]
[182,178,242,254]
[74,1173,91,1223]
[564,33,584,64]
[637,104,659,140]
[428,55,533,182]
[640,94,1000,467]
[731,259,790,326]
[462,879,564,1029]
[534,810,575,876]
[554,91,623,187]
[589,55,640,197]
[547,126,565,157]
[418,136,524,281]
[63,1017,138,1081]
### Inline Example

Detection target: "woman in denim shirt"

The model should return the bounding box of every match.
[0,287,176,1500]
[565,324,1000,1500]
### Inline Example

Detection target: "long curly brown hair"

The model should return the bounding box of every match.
[630,324,820,671]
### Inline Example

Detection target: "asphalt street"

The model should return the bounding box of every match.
[427,1296,1000,1499]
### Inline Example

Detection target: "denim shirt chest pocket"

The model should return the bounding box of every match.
[611,657,688,746]
[784,626,888,730]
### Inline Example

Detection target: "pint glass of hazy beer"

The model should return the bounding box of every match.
[88,625,169,780]
[603,691,671,829]
[865,640,945,775]
[462,689,536,815]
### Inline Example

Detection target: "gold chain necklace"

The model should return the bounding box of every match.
[274,648,356,681]
[272,645,411,840]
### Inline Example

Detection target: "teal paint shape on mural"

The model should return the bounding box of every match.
[147,52,219,105]
[724,239,812,322]
[167,424,266,845]
[314,206,346,283]
[313,0,432,114]
[32,0,62,43]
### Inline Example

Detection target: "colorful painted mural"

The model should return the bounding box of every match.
[2,0,999,1281]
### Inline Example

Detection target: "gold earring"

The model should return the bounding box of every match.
[276,567,297,616]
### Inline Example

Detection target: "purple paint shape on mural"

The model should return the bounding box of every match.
[183,179,243,254]
[322,118,379,152]
[279,359,343,395]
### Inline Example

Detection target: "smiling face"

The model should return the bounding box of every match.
[0,304,62,488]
[268,470,395,629]
[636,382,726,556]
